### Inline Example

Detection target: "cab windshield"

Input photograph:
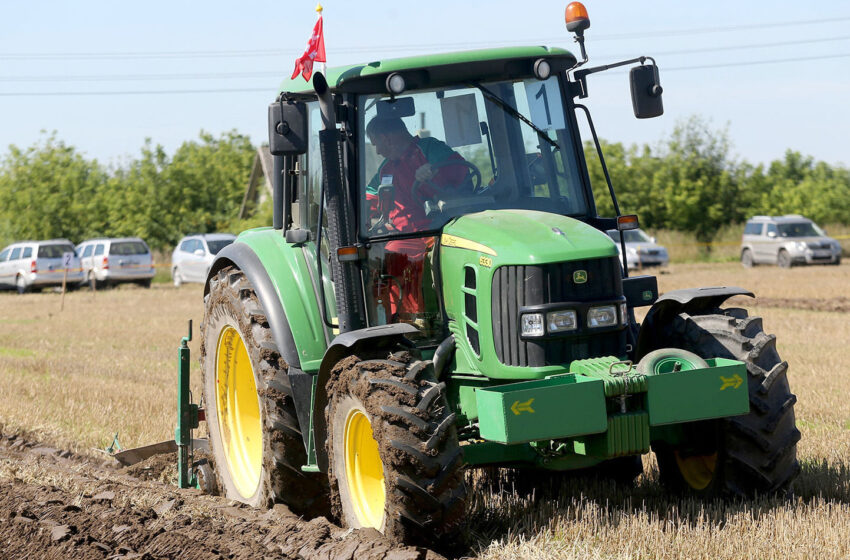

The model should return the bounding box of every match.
[357,77,589,239]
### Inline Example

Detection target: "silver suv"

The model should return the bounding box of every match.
[0,239,84,293]
[606,228,669,269]
[76,237,155,287]
[171,233,236,286]
[741,215,842,268]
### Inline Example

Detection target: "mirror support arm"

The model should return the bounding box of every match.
[572,56,655,99]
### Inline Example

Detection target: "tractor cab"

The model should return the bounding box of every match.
[269,45,656,348]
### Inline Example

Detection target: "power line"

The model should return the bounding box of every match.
[0,52,848,97]
[0,71,284,83]
[2,35,850,84]
[603,34,850,59]
[0,87,271,97]
[2,16,849,61]
[665,52,850,71]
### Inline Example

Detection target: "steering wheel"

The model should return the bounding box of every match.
[411,159,483,203]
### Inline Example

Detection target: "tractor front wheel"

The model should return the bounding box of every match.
[326,352,466,547]
[201,266,327,515]
[650,308,800,496]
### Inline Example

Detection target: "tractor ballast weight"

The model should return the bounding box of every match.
[195,2,798,548]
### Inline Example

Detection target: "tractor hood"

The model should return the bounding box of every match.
[441,209,618,265]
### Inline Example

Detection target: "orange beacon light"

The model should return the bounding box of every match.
[565,2,590,33]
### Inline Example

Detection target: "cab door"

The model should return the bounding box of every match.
[286,101,336,341]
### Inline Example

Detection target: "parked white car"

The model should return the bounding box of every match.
[0,239,84,293]
[76,237,155,288]
[171,233,236,286]
[606,228,669,270]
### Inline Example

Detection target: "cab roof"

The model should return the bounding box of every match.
[277,46,577,95]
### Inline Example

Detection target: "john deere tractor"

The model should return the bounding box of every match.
[198,3,799,546]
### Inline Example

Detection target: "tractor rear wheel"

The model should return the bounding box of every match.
[326,351,467,547]
[201,266,327,515]
[650,308,800,496]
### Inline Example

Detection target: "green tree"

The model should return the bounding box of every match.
[0,132,109,247]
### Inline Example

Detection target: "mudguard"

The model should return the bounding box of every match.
[635,286,754,359]
[206,240,321,454]
[207,242,301,368]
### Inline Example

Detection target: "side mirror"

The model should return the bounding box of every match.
[194,249,206,257]
[629,64,663,119]
[650,236,657,244]
[767,231,777,238]
[268,100,308,155]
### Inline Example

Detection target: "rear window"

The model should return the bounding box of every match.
[37,244,74,258]
[109,241,149,256]
[207,239,234,255]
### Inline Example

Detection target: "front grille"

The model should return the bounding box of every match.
[491,257,625,367]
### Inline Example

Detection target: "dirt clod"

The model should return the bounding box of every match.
[0,431,446,560]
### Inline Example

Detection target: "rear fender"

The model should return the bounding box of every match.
[206,234,328,454]
[635,287,754,359]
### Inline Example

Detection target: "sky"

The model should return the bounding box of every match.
[1,0,848,169]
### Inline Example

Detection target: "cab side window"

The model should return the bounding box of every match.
[766,224,778,237]
[10,248,21,260]
[0,249,9,262]
[21,247,32,259]
[298,101,324,240]
[83,245,93,258]
[744,223,763,236]
[94,245,104,256]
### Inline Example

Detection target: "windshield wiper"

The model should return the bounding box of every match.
[472,82,559,150]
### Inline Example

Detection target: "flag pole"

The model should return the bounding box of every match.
[316,3,326,75]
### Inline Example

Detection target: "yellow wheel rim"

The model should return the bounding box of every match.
[216,325,262,498]
[675,451,718,490]
[344,408,385,529]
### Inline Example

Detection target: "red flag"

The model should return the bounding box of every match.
[291,15,326,82]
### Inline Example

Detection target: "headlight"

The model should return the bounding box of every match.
[795,242,807,251]
[620,302,628,325]
[521,313,545,337]
[547,310,577,333]
[588,305,617,328]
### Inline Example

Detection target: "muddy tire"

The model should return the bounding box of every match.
[326,351,467,547]
[651,308,800,496]
[201,266,327,515]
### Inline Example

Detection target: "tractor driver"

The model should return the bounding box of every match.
[365,116,470,322]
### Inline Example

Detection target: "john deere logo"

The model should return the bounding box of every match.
[573,270,588,284]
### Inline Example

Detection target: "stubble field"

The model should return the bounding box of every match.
[1,261,848,559]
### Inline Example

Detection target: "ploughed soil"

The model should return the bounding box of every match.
[0,430,445,560]
[752,296,850,313]
[724,295,850,313]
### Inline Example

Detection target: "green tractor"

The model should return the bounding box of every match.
[197,3,799,546]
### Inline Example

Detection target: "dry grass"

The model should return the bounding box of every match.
[0,283,206,452]
[0,261,849,558]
